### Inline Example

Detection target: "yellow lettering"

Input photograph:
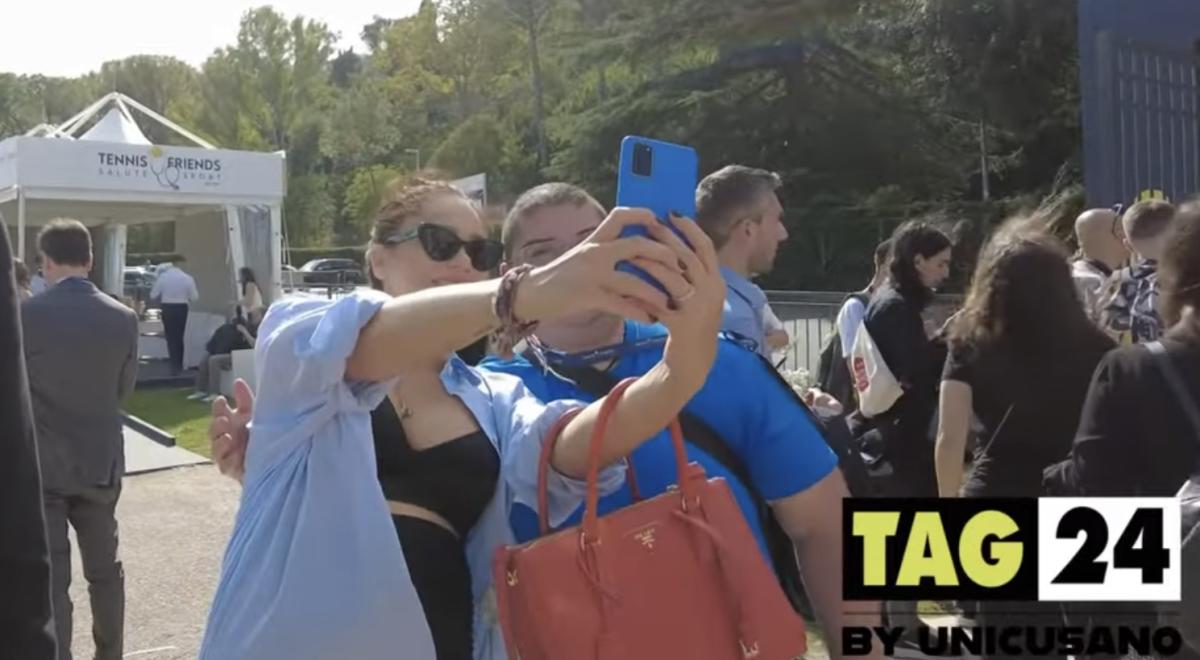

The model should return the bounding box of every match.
[896,512,959,586]
[853,511,900,586]
[959,511,1022,588]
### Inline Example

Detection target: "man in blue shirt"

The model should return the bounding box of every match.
[695,165,790,360]
[492,182,881,658]
[211,182,883,659]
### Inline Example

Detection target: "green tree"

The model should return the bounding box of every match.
[91,56,201,144]
[343,164,404,238]
[497,0,556,168]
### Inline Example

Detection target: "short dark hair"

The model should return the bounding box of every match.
[502,183,606,258]
[873,239,893,271]
[1160,201,1200,328]
[38,219,92,267]
[694,165,782,249]
[888,220,952,308]
[1122,200,1176,241]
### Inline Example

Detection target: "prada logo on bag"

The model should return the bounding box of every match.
[625,523,659,550]
[634,528,656,550]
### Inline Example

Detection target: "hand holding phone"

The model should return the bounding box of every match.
[615,136,699,293]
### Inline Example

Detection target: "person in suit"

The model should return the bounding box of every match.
[22,219,139,660]
[1,220,58,659]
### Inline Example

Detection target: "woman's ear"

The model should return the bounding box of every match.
[366,245,387,287]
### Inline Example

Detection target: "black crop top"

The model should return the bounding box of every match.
[371,398,500,538]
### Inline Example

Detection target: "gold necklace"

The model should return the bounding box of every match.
[388,391,414,420]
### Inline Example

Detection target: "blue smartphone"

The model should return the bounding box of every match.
[615,136,699,293]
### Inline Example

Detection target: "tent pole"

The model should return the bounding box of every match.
[269,205,283,303]
[119,94,217,149]
[57,91,118,136]
[16,188,26,259]
[225,205,246,306]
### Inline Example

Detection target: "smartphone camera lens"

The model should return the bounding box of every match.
[632,143,653,176]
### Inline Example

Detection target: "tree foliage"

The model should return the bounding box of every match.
[0,0,1084,289]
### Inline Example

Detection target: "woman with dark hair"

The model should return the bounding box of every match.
[236,266,262,318]
[200,179,726,660]
[13,258,32,302]
[862,220,953,497]
[933,222,1114,658]
[936,222,1114,498]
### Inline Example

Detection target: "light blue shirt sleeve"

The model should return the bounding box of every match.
[837,298,866,356]
[487,372,627,528]
[202,290,437,660]
[246,290,396,471]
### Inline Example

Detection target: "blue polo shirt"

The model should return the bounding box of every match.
[481,321,838,562]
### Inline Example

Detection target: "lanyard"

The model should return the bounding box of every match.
[535,335,668,369]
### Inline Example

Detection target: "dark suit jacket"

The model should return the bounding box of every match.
[22,276,139,492]
[0,225,58,658]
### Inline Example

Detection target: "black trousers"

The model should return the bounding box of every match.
[160,304,188,373]
[1,217,58,658]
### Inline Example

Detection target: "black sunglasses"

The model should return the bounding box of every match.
[384,223,503,272]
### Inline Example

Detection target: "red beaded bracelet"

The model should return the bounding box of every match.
[492,264,539,358]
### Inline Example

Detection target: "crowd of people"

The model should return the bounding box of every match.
[2,161,1199,660]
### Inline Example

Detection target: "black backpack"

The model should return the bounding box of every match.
[205,321,251,356]
[817,292,870,409]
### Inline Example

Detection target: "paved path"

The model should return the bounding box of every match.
[66,466,238,660]
[59,461,962,660]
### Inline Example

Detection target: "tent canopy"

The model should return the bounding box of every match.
[1,92,286,368]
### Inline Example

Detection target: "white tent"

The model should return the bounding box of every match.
[1,92,287,368]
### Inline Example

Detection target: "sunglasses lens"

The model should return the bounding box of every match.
[465,240,503,271]
[418,224,463,261]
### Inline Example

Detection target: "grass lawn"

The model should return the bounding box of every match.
[125,387,212,458]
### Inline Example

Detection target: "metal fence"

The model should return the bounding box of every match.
[271,285,962,375]
[1079,0,1200,207]
[766,291,963,375]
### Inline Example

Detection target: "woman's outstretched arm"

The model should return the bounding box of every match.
[345,208,684,380]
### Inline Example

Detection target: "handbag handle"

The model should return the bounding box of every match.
[582,377,694,544]
[536,400,645,536]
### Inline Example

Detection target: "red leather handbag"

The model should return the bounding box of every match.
[493,377,807,660]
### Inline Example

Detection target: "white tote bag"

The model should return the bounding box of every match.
[848,320,903,418]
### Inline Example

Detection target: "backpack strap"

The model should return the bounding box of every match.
[1146,341,1200,442]
[549,363,761,501]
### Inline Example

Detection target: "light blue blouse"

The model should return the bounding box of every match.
[198,290,622,660]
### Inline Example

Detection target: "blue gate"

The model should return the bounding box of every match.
[1079,0,1200,207]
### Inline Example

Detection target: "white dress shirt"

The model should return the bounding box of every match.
[151,265,199,304]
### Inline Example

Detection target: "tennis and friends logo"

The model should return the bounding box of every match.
[96,146,223,190]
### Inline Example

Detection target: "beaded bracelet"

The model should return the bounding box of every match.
[492,264,539,358]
